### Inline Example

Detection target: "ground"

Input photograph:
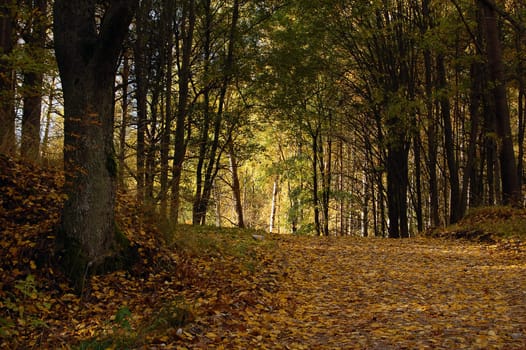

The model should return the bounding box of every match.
[1,155,525,349]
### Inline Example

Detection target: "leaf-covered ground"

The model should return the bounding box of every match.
[254,236,526,349]
[1,155,525,349]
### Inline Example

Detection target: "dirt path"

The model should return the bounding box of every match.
[188,236,526,349]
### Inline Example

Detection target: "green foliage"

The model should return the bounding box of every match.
[76,306,135,350]
[114,306,132,332]
[148,298,195,330]
[0,274,50,341]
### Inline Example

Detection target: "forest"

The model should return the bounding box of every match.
[0,0,525,348]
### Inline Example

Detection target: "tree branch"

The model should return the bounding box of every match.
[478,0,526,33]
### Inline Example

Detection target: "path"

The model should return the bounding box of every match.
[187,236,526,349]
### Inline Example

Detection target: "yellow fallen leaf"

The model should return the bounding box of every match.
[205,332,218,339]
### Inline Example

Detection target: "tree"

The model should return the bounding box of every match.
[478,0,521,206]
[20,0,48,161]
[0,0,15,154]
[53,0,138,287]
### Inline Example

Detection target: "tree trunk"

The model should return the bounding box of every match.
[421,0,440,227]
[480,0,521,205]
[118,51,130,189]
[171,0,195,223]
[53,0,138,289]
[320,132,331,236]
[461,60,483,212]
[311,129,321,236]
[159,0,175,220]
[387,139,409,238]
[437,54,461,224]
[517,36,525,193]
[21,0,47,161]
[134,0,151,207]
[361,170,369,237]
[229,143,245,228]
[41,77,56,164]
[269,177,279,233]
[413,127,423,232]
[193,0,239,225]
[0,0,15,155]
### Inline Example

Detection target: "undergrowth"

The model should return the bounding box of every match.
[430,206,526,243]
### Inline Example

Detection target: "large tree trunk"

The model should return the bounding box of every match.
[387,139,410,238]
[479,0,521,205]
[0,0,15,155]
[53,0,138,289]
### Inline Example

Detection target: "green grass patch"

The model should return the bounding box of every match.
[165,224,276,269]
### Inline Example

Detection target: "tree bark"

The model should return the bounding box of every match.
[21,0,47,161]
[311,129,321,236]
[437,54,461,224]
[0,0,15,155]
[387,138,410,238]
[53,0,138,288]
[134,0,151,207]
[422,0,440,227]
[479,0,521,205]
[193,0,240,225]
[118,50,130,189]
[269,177,279,233]
[171,0,196,223]
[229,143,245,228]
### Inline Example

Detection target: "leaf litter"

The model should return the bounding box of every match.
[1,154,525,349]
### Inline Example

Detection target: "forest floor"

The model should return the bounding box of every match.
[1,154,526,349]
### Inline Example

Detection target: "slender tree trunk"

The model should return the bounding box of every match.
[422,15,440,227]
[437,54,461,224]
[413,129,423,232]
[229,143,245,228]
[214,183,222,227]
[192,0,212,225]
[269,177,279,233]
[515,27,525,199]
[118,51,130,189]
[338,139,345,235]
[461,61,483,212]
[0,0,15,155]
[171,0,195,223]
[134,0,151,206]
[325,136,331,236]
[145,92,159,210]
[159,0,175,220]
[193,0,240,225]
[41,77,55,164]
[21,0,47,161]
[361,170,369,237]
[311,130,321,236]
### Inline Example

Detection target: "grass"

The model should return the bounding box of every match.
[433,205,526,242]
[167,224,276,264]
